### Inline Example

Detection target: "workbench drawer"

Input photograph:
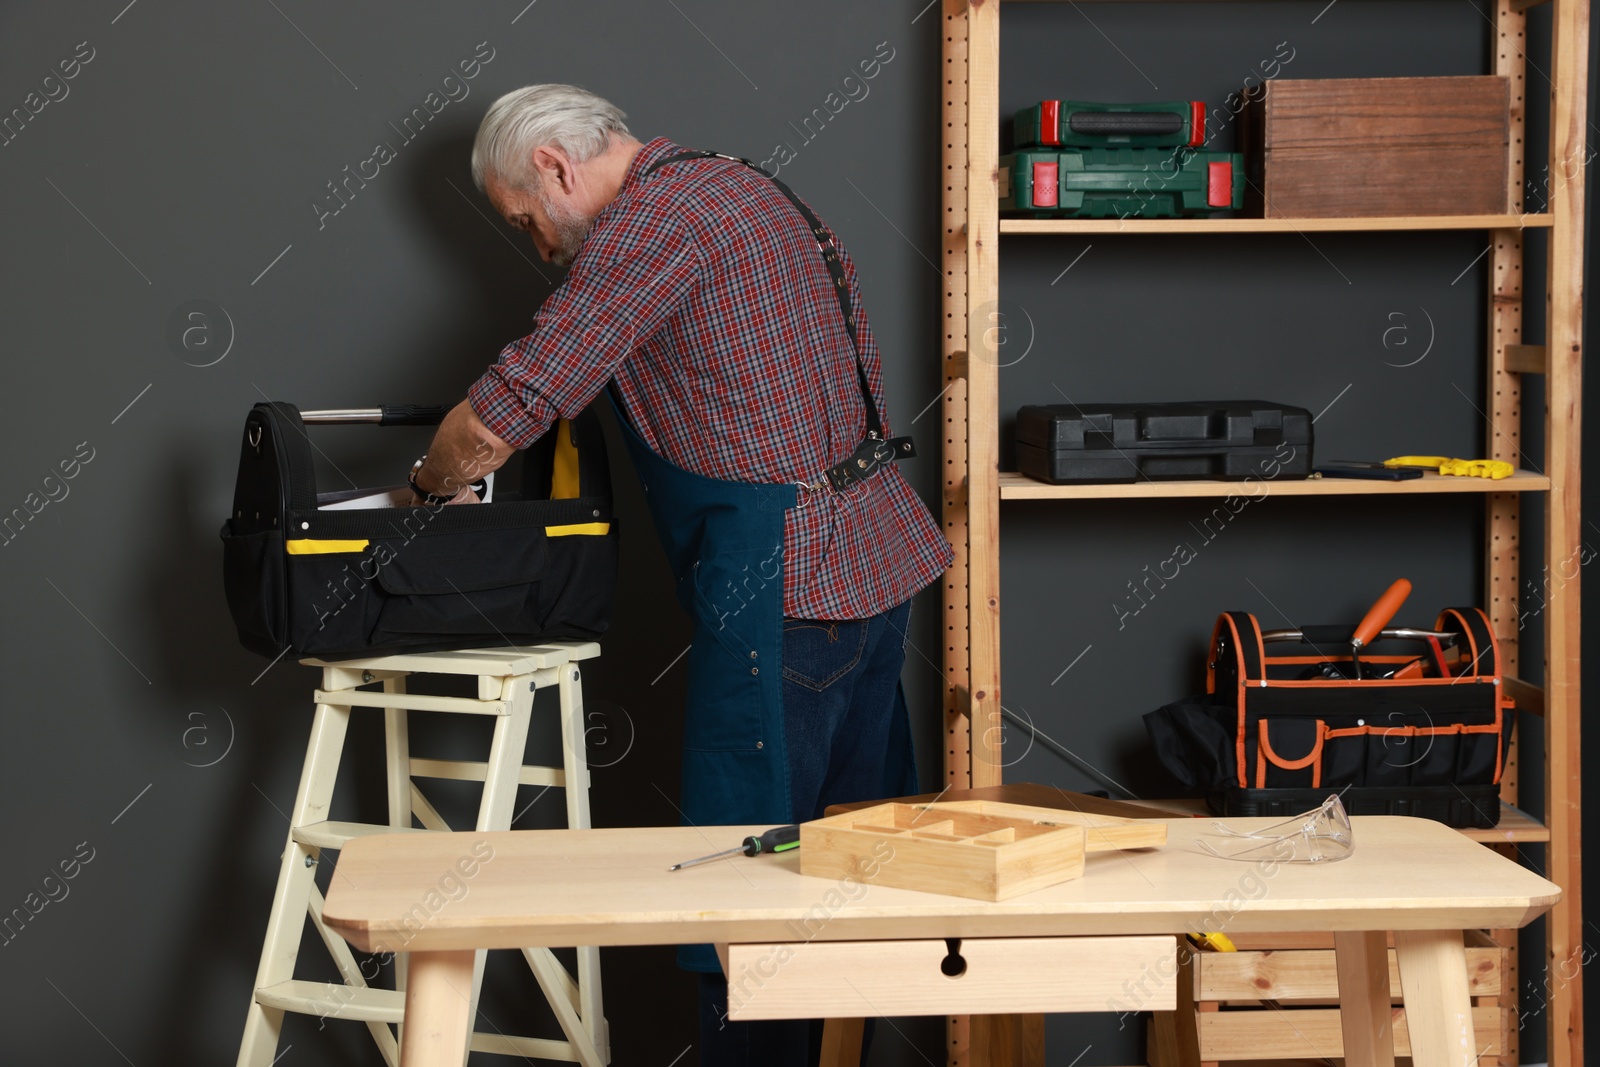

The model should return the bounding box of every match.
[719,935,1176,1021]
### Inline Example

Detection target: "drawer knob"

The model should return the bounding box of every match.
[940,938,967,978]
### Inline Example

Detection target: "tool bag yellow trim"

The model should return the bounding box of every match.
[545,522,611,537]
[285,538,369,555]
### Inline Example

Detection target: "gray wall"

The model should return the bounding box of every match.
[0,1,1590,1064]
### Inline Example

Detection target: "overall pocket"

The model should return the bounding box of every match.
[780,618,869,692]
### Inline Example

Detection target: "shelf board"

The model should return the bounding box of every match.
[1131,797,1550,844]
[999,213,1553,235]
[998,469,1551,500]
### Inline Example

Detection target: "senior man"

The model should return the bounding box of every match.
[407,84,951,1064]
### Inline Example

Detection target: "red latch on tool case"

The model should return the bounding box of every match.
[1207,160,1231,207]
[1038,100,1060,146]
[1032,161,1059,207]
[1189,100,1205,146]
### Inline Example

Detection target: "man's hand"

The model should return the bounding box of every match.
[408,484,483,507]
[409,401,516,505]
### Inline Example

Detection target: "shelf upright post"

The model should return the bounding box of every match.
[1486,0,1529,1060]
[967,0,1003,788]
[1544,0,1588,1063]
[944,0,976,797]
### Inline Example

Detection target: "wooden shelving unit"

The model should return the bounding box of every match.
[1001,212,1555,233]
[998,469,1553,499]
[938,1,1586,1066]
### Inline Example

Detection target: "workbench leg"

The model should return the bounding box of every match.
[819,1018,865,1067]
[399,950,475,1067]
[1393,929,1475,1067]
[969,1014,1045,1067]
[1334,930,1397,1067]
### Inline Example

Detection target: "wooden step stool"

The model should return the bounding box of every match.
[236,642,609,1067]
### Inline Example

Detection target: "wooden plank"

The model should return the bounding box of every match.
[941,0,973,806]
[998,213,1554,234]
[1198,1005,1502,1059]
[313,689,508,716]
[407,757,564,788]
[1544,0,1590,1063]
[303,641,599,675]
[254,979,405,1023]
[939,22,971,1067]
[969,1014,1046,1067]
[1197,944,1504,1000]
[965,0,1002,790]
[1504,676,1544,717]
[1504,343,1547,374]
[722,935,1174,1020]
[1128,796,1550,844]
[997,469,1550,499]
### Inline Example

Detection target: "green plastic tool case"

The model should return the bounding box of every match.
[1014,401,1313,485]
[1001,147,1245,218]
[1004,99,1243,218]
[1014,99,1207,149]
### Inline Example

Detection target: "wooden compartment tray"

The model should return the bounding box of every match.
[799,799,1167,901]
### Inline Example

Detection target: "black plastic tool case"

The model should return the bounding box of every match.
[1013,400,1313,484]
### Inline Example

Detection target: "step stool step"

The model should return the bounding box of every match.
[255,980,404,1023]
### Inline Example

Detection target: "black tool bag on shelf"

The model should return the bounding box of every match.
[1143,605,1515,828]
[219,401,618,660]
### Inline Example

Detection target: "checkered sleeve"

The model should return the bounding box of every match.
[468,211,702,448]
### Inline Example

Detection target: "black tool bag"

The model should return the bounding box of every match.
[1143,606,1514,828]
[219,402,618,660]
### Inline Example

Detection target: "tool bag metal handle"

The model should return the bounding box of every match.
[298,404,449,426]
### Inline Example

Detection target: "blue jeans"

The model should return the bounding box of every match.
[697,598,912,1066]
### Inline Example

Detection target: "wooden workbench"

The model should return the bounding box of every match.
[322,815,1557,1067]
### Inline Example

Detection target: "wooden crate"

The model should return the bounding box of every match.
[1148,930,1510,1067]
[799,799,1166,901]
[1239,76,1509,218]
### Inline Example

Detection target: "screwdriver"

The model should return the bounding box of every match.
[668,825,801,871]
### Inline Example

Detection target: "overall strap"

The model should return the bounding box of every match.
[643,150,915,492]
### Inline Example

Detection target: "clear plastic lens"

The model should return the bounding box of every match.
[1198,794,1354,863]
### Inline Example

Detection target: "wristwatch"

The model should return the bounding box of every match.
[409,457,460,508]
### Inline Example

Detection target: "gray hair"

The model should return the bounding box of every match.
[471,84,630,191]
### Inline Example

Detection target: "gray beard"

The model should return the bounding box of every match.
[538,188,594,267]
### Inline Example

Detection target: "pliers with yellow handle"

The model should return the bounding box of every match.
[1384,455,1515,480]
[1186,931,1237,952]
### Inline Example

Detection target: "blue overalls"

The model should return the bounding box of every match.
[616,151,920,973]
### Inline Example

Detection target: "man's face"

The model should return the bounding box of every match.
[486,171,594,267]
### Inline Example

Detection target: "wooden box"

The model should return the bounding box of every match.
[799,799,1166,901]
[1239,76,1509,218]
[1149,930,1512,1067]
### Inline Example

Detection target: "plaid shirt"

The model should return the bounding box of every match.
[469,137,952,620]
